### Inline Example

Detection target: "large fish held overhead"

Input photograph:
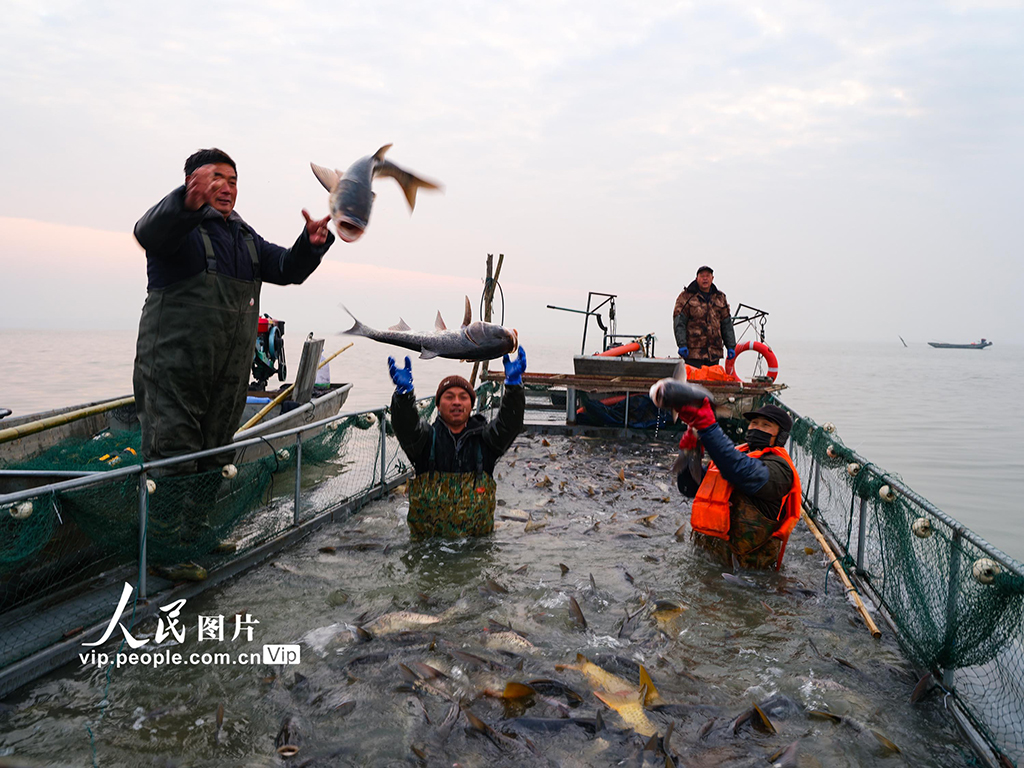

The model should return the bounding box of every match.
[310,144,441,243]
[648,362,715,412]
[343,296,518,362]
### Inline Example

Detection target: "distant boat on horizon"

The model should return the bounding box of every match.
[928,338,992,350]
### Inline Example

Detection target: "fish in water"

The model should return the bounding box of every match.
[342,296,518,362]
[275,714,302,757]
[363,611,441,635]
[648,362,715,412]
[310,144,441,243]
[593,687,658,737]
[484,630,538,655]
[556,653,636,697]
[151,562,207,582]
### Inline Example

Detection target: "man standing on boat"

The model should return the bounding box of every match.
[133,148,335,476]
[389,351,526,539]
[676,400,801,570]
[673,266,736,369]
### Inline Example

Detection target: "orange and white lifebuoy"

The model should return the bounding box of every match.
[725,341,779,381]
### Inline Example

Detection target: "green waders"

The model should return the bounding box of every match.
[133,225,261,477]
[406,433,497,540]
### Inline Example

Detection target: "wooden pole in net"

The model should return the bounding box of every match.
[469,253,504,388]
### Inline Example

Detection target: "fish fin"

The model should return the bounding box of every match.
[594,709,604,732]
[639,666,660,706]
[594,688,642,710]
[434,312,447,331]
[462,295,472,327]
[752,702,777,734]
[388,318,412,332]
[310,162,340,192]
[464,325,480,346]
[376,159,443,211]
[419,349,441,360]
[670,451,687,475]
[340,305,370,337]
[372,143,393,162]
[673,360,688,381]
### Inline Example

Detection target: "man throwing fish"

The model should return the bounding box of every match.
[389,350,527,539]
[133,148,335,476]
[676,400,801,570]
[673,266,736,368]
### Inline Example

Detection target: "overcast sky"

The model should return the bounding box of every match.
[2,0,1022,348]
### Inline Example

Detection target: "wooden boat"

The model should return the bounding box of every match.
[928,338,992,349]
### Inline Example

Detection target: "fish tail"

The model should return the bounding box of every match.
[378,160,443,211]
[397,172,441,211]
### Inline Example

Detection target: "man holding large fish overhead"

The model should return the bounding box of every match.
[133,148,335,476]
[389,350,527,539]
[675,398,802,570]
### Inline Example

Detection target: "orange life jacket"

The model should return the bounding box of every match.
[690,444,802,570]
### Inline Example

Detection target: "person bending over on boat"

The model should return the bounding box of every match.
[673,266,736,369]
[132,148,335,476]
[676,401,801,570]
[389,351,527,539]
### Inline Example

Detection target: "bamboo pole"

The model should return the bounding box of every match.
[802,510,882,639]
[235,342,353,434]
[0,396,135,445]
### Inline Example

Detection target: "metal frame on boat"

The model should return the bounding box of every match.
[0,400,413,698]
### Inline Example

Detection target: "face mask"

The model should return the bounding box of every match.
[745,428,774,451]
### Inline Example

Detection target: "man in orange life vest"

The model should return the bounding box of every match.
[676,399,802,570]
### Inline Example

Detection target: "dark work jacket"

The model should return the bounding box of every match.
[134,186,334,290]
[697,422,794,521]
[391,386,525,476]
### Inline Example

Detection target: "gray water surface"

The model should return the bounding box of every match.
[0,433,970,766]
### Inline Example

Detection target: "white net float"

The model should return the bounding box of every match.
[10,501,33,520]
[879,485,896,502]
[912,518,933,538]
[146,479,157,494]
[222,464,238,480]
[972,558,1001,585]
[846,462,861,477]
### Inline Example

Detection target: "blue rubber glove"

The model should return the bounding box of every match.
[388,356,414,395]
[503,346,527,386]
[678,347,689,358]
[726,348,736,360]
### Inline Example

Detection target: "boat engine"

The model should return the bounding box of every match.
[252,314,286,389]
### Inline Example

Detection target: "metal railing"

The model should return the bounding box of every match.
[0,402,418,695]
[780,396,1024,768]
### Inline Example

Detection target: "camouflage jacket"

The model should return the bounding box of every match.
[672,281,736,361]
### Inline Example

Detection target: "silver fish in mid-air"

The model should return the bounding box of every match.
[311,144,441,242]
[648,362,715,411]
[342,296,518,361]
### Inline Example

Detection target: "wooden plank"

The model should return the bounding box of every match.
[292,337,325,404]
